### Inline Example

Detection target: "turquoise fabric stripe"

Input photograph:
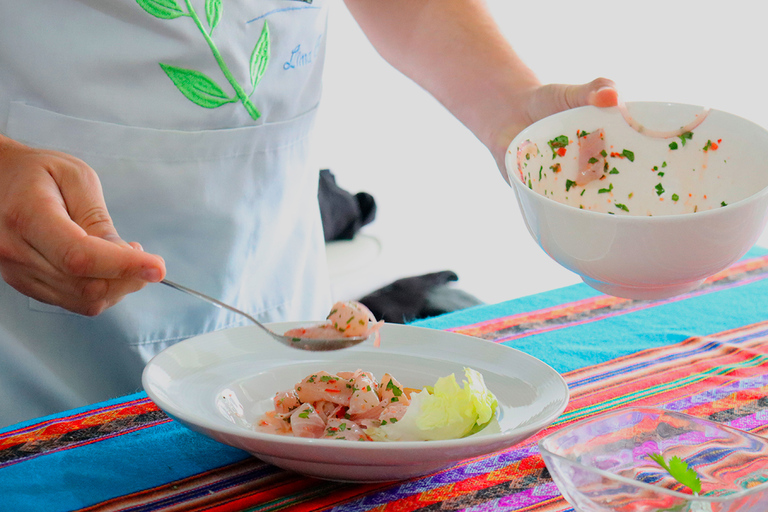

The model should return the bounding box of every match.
[414,246,768,374]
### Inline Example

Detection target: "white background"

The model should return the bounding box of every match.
[313,0,768,305]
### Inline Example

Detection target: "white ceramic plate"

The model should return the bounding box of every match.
[142,323,569,482]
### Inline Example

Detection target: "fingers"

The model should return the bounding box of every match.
[1,258,151,316]
[0,145,166,315]
[565,77,619,109]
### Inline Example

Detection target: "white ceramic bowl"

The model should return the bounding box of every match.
[142,323,569,482]
[506,102,768,299]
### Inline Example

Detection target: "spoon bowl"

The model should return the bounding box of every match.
[160,279,368,351]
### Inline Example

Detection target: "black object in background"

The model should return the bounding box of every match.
[318,169,377,242]
[360,271,484,324]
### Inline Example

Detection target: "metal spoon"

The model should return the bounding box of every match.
[160,279,368,351]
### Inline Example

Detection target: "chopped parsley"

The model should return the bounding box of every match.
[671,193,680,201]
[588,157,599,164]
[669,141,679,150]
[655,183,665,196]
[622,149,635,162]
[608,167,619,174]
[565,179,577,192]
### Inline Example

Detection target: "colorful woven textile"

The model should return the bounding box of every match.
[3,250,768,511]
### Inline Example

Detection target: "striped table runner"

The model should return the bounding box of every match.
[3,254,768,512]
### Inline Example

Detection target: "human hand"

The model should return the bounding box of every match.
[490,77,619,180]
[0,137,166,316]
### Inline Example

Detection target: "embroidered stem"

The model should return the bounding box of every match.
[182,0,261,119]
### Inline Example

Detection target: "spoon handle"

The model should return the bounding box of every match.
[160,279,267,330]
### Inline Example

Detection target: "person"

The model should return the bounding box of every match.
[0,0,618,428]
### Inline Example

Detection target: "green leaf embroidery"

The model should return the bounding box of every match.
[136,0,186,19]
[242,99,261,120]
[250,22,270,93]
[205,0,222,33]
[159,63,235,108]
[141,0,270,120]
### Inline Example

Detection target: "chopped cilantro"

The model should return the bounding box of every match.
[655,183,665,196]
[721,201,728,207]
[598,183,613,194]
[588,157,599,164]
[669,141,679,150]
[622,149,635,162]
[608,167,619,174]
[658,171,665,177]
[386,380,403,396]
[649,453,701,494]
[671,193,680,201]
[565,179,577,191]
[679,131,693,146]
[547,135,569,149]
[662,161,667,167]
[600,149,608,157]
[614,203,629,212]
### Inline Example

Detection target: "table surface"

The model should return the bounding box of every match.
[4,248,768,512]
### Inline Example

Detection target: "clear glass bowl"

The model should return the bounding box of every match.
[539,407,768,512]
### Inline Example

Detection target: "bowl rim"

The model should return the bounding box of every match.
[537,406,768,502]
[506,102,768,222]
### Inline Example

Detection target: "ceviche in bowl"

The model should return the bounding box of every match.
[142,323,568,482]
[506,102,768,300]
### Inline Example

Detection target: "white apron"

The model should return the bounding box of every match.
[0,0,332,427]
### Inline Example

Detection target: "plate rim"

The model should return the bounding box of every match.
[142,322,570,451]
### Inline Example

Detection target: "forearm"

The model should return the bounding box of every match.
[343,0,540,159]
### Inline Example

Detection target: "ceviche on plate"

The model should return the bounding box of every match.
[142,322,568,481]
[256,367,498,442]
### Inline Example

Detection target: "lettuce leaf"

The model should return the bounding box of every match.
[368,367,498,442]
